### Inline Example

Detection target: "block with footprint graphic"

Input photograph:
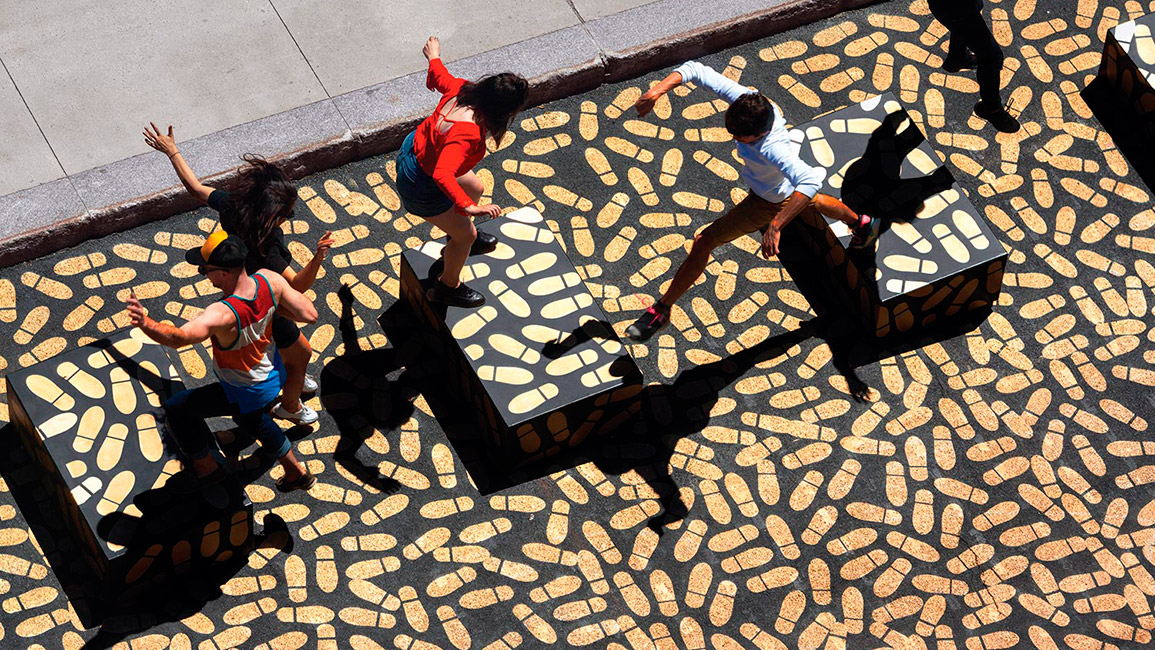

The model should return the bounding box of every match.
[400,208,643,468]
[1095,12,1155,176]
[5,329,253,600]
[786,93,1007,336]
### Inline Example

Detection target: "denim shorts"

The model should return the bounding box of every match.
[396,130,454,218]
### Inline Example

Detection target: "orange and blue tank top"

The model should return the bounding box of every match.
[212,272,285,412]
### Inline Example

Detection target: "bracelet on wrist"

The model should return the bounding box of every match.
[167,150,180,159]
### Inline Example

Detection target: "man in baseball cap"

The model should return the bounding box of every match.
[127,229,319,493]
[184,229,248,275]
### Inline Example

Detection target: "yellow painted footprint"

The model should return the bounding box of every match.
[109,366,138,415]
[298,186,337,223]
[931,224,970,264]
[477,366,534,385]
[509,384,560,415]
[542,293,594,320]
[137,412,164,462]
[56,361,105,399]
[952,210,990,250]
[70,476,103,507]
[26,373,74,411]
[584,148,617,185]
[500,222,554,245]
[488,281,530,318]
[507,252,558,280]
[97,423,130,471]
[96,470,135,516]
[452,307,499,339]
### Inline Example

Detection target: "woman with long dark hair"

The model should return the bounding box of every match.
[144,125,330,425]
[395,36,529,308]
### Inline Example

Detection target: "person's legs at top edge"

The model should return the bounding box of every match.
[626,193,775,342]
[928,0,1018,133]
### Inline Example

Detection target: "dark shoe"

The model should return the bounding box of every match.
[446,232,499,256]
[943,52,978,73]
[974,102,1020,134]
[625,303,671,342]
[470,232,498,255]
[427,281,485,308]
[275,471,316,493]
[849,214,880,250]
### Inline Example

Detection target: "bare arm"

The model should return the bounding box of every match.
[263,271,318,324]
[633,71,684,118]
[126,292,232,348]
[144,123,214,204]
[761,192,812,259]
[286,230,334,293]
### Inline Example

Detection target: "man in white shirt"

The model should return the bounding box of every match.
[625,60,878,342]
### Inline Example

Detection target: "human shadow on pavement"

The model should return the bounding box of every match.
[318,284,409,494]
[839,109,957,227]
[0,422,293,644]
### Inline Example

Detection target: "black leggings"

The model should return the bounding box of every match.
[272,314,301,350]
[928,0,1004,107]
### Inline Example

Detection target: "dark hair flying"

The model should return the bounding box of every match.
[231,154,297,256]
[456,72,530,144]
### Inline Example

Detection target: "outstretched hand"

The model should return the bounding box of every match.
[315,231,335,258]
[423,36,440,61]
[125,290,147,327]
[633,89,662,118]
[143,123,178,156]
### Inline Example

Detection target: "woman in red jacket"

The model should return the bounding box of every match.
[396,36,529,308]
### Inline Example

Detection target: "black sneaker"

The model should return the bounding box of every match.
[427,281,485,308]
[470,232,498,255]
[849,214,880,250]
[974,102,1020,134]
[625,303,671,342]
[943,52,978,73]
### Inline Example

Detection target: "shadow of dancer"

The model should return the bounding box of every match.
[593,323,819,533]
[317,284,410,494]
[840,110,956,226]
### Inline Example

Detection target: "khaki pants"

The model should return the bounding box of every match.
[699,191,820,245]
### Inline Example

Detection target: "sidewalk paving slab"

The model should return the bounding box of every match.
[0,69,64,196]
[333,25,606,159]
[0,0,875,269]
[270,0,584,96]
[571,0,658,21]
[0,0,326,175]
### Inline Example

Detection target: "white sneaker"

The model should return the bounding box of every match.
[271,402,318,425]
[302,374,318,393]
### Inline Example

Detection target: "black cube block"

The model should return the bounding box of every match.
[5,329,253,597]
[786,93,1007,336]
[1092,14,1155,185]
[400,208,643,465]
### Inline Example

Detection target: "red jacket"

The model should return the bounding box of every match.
[413,58,487,212]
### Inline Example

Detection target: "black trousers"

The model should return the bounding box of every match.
[927,0,1004,107]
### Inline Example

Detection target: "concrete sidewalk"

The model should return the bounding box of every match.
[0,0,876,267]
